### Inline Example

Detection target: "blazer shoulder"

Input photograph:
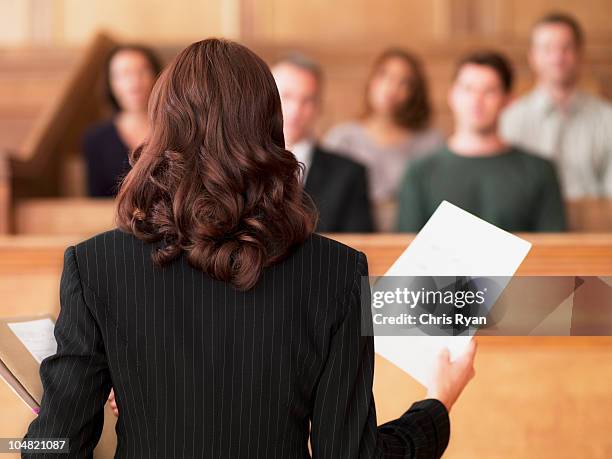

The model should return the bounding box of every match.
[298,233,368,280]
[304,231,359,253]
[301,234,368,304]
[72,228,141,266]
[74,226,129,247]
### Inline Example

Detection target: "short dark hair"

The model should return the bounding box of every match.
[364,48,432,130]
[454,50,514,93]
[105,44,163,111]
[273,52,323,87]
[532,12,584,48]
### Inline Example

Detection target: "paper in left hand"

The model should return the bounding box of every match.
[373,201,532,386]
[7,318,57,364]
[0,314,57,411]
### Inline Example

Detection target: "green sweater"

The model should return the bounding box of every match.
[397,145,566,232]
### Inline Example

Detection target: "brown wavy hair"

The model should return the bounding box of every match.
[116,38,317,290]
[363,48,432,130]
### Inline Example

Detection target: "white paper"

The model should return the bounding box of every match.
[8,318,57,364]
[374,201,532,386]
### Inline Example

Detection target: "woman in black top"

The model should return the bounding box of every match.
[24,39,476,458]
[83,45,161,197]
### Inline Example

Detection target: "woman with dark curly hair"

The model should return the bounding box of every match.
[24,38,475,458]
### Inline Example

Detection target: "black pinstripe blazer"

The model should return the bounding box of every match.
[23,229,449,458]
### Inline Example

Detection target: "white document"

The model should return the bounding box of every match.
[374,201,532,386]
[8,318,57,364]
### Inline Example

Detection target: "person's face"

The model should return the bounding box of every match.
[367,57,412,117]
[529,23,581,87]
[109,50,156,113]
[449,64,509,134]
[272,64,320,146]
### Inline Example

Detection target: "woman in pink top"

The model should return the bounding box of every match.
[324,48,443,231]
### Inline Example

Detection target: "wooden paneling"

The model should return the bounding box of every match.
[505,0,612,41]
[374,336,612,459]
[0,0,31,46]
[11,33,115,166]
[58,0,236,45]
[14,198,116,236]
[0,48,75,155]
[6,32,117,205]
[241,0,441,44]
[240,0,612,45]
[3,0,612,47]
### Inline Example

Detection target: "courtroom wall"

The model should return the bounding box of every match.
[2,0,612,48]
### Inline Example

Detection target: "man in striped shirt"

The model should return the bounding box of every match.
[501,12,612,199]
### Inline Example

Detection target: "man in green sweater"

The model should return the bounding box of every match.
[397,51,566,233]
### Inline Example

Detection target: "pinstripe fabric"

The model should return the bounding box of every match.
[23,229,449,458]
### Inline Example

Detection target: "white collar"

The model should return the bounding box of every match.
[289,139,315,180]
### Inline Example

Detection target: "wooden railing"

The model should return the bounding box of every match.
[7,197,612,237]
[13,197,116,236]
[3,232,612,318]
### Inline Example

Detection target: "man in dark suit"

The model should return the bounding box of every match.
[272,54,374,232]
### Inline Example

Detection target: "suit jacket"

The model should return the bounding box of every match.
[24,229,449,458]
[305,145,374,233]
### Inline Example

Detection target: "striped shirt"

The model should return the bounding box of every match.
[501,88,612,198]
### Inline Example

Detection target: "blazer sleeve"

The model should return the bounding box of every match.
[310,252,450,458]
[22,246,112,458]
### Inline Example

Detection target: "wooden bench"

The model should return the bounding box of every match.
[9,197,612,237]
[13,198,116,236]
[1,234,612,458]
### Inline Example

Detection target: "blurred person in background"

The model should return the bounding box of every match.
[272,53,374,232]
[501,12,612,198]
[83,44,162,197]
[397,51,566,233]
[324,48,443,231]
